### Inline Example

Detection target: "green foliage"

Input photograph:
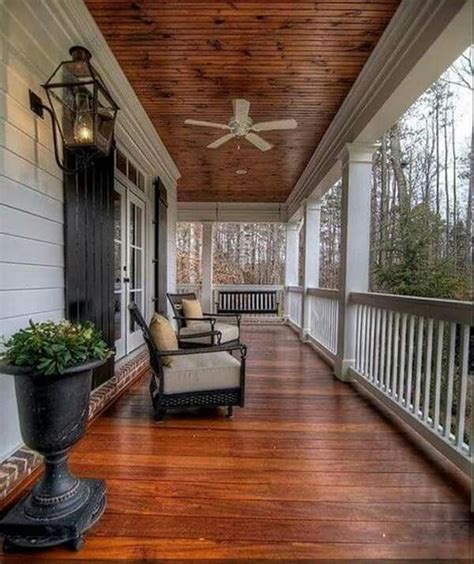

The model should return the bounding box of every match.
[3,320,112,375]
[373,204,469,298]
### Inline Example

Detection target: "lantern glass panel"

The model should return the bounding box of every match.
[45,60,97,149]
[95,87,117,155]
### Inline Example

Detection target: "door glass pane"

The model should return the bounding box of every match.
[113,189,123,346]
[116,149,127,176]
[134,249,142,289]
[114,294,122,341]
[137,171,145,191]
[128,162,137,185]
[129,203,143,248]
[129,246,136,288]
[135,206,142,247]
[128,198,144,338]
[114,242,121,291]
[129,292,135,332]
[129,290,142,332]
[130,203,136,245]
[114,192,121,241]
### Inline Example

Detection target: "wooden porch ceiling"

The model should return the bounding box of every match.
[85,1,401,202]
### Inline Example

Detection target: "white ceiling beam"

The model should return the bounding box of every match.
[177,202,288,223]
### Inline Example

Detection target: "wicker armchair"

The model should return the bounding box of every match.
[167,292,241,347]
[129,303,246,421]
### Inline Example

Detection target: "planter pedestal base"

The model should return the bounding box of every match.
[0,478,106,552]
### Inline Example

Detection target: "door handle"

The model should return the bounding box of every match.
[123,277,130,283]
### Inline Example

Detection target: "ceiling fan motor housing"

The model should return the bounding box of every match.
[229,117,253,137]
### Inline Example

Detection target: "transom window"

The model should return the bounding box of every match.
[116,148,146,192]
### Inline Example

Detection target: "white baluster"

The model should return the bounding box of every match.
[444,322,457,440]
[414,317,424,417]
[433,320,445,432]
[391,313,400,399]
[379,310,387,391]
[423,319,434,423]
[405,315,415,410]
[385,311,393,392]
[398,313,408,404]
[455,325,469,449]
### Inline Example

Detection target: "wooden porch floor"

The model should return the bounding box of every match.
[2,326,472,560]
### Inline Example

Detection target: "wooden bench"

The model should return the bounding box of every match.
[216,290,279,315]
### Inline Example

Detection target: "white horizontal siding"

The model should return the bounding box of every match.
[1,204,63,244]
[0,0,180,465]
[1,176,63,222]
[0,264,64,291]
[0,80,56,152]
[0,146,63,202]
[1,118,59,179]
[0,308,64,338]
[0,288,64,319]
[0,234,64,267]
[0,0,65,459]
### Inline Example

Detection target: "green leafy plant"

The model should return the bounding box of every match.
[2,320,112,375]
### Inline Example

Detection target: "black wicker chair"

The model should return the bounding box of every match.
[129,303,246,421]
[167,292,241,348]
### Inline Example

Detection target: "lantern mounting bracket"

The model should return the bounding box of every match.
[29,90,44,119]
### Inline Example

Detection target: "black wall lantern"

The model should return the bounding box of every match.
[29,46,119,173]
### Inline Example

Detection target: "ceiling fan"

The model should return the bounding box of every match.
[184,99,297,152]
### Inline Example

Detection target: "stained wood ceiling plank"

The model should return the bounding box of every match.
[85,0,400,201]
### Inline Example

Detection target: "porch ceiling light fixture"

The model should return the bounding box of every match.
[29,46,119,174]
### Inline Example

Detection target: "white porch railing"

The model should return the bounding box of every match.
[286,286,303,327]
[350,292,472,473]
[307,288,340,356]
[283,287,472,474]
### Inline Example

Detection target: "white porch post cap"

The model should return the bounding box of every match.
[339,142,379,165]
[287,222,299,231]
[305,197,322,211]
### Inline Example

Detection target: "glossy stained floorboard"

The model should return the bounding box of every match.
[1,326,472,560]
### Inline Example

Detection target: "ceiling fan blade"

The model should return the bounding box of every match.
[185,119,230,130]
[233,99,250,123]
[245,132,273,152]
[207,133,235,149]
[252,118,298,132]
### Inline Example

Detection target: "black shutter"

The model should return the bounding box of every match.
[154,178,168,314]
[64,151,115,389]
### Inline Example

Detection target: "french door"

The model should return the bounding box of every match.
[113,182,146,358]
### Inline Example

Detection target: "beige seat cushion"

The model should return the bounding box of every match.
[180,322,239,345]
[149,314,178,367]
[181,298,203,326]
[163,351,241,394]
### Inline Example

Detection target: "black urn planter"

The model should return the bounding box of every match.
[0,359,107,552]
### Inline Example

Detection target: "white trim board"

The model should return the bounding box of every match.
[177,202,288,223]
[286,0,470,218]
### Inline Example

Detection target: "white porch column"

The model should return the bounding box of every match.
[335,143,376,381]
[201,221,214,312]
[301,199,322,340]
[284,222,299,318]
